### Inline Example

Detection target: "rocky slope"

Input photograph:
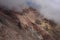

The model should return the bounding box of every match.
[0,7,60,40]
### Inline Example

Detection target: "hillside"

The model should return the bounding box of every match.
[0,7,60,40]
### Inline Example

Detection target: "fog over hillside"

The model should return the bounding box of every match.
[0,0,60,25]
[0,0,60,40]
[32,0,60,25]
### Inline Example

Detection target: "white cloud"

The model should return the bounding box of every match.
[0,0,29,11]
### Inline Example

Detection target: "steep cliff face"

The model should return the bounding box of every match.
[0,7,60,40]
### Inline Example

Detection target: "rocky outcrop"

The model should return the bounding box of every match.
[0,7,60,40]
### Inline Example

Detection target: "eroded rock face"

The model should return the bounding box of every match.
[0,7,60,40]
